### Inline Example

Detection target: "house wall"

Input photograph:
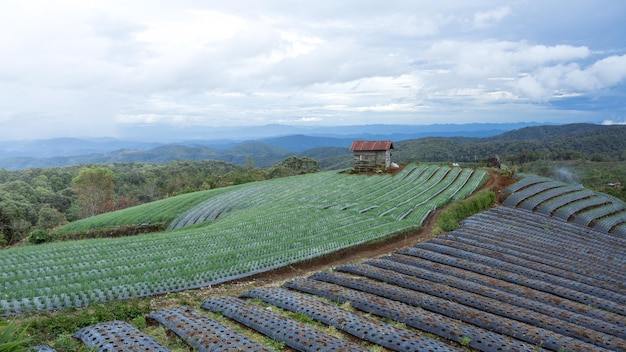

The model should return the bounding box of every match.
[353,151,388,171]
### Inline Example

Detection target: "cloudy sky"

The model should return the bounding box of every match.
[1,0,625,140]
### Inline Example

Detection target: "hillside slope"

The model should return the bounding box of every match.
[1,164,488,316]
[47,204,626,352]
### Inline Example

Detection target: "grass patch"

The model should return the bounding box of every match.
[433,189,495,234]
[1,320,32,351]
[20,298,151,347]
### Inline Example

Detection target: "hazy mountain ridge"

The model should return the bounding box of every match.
[1,123,622,170]
[0,122,540,157]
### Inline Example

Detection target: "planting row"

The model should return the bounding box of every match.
[5,164,486,315]
[54,204,625,352]
[1,207,417,315]
[503,175,626,235]
[169,165,487,230]
[0,165,483,313]
[58,188,229,234]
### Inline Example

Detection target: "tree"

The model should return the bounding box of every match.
[37,205,68,230]
[72,167,116,218]
[0,204,31,247]
[269,156,320,178]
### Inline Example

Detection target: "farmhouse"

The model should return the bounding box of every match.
[349,140,394,172]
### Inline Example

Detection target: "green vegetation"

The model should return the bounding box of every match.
[1,124,625,247]
[433,189,496,234]
[55,187,233,237]
[0,165,487,315]
[460,336,472,346]
[72,167,116,218]
[394,124,626,165]
[0,320,31,352]
[22,298,151,348]
[0,157,317,247]
[519,160,626,202]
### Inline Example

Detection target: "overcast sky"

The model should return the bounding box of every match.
[1,1,625,140]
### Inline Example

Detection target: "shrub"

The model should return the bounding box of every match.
[434,190,495,234]
[28,229,50,244]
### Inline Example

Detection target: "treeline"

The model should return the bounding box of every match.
[0,156,319,247]
[393,125,626,165]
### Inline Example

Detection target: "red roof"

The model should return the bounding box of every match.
[349,140,394,151]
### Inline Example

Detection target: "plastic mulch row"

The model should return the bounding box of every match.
[535,190,597,215]
[573,204,626,227]
[453,226,626,285]
[553,197,611,220]
[73,320,170,352]
[502,176,552,195]
[385,253,626,329]
[283,278,534,352]
[594,212,626,233]
[27,347,57,352]
[503,181,566,207]
[365,257,626,339]
[517,185,576,211]
[398,246,626,321]
[201,296,367,352]
[467,207,626,258]
[412,241,626,314]
[310,271,615,352]
[147,306,271,352]
[439,231,626,294]
[460,219,626,272]
[241,287,462,352]
[337,262,626,348]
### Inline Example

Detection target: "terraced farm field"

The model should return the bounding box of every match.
[67,205,626,352]
[1,164,488,316]
[503,175,626,235]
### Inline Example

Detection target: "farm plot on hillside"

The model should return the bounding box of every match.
[503,175,626,235]
[57,187,235,235]
[66,205,626,352]
[1,164,487,315]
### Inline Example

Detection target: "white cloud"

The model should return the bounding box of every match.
[0,1,625,139]
[602,119,626,125]
[473,6,511,28]
[510,55,626,101]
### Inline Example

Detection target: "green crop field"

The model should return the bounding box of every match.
[1,164,488,315]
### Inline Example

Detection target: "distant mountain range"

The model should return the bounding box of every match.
[1,122,622,170]
[0,122,541,157]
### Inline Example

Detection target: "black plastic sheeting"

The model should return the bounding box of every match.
[374,255,626,337]
[449,226,626,288]
[424,237,626,304]
[283,277,536,352]
[201,296,367,352]
[398,246,625,317]
[241,287,462,352]
[27,347,57,352]
[73,320,169,352]
[385,252,626,328]
[147,306,271,352]
[335,263,626,350]
[414,239,626,309]
[308,271,614,352]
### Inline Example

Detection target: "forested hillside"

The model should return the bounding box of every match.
[393,124,626,164]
